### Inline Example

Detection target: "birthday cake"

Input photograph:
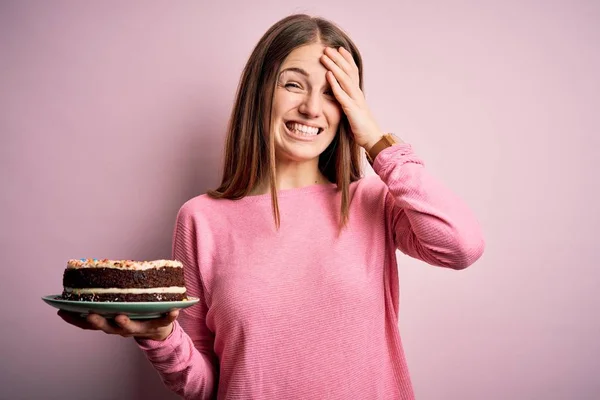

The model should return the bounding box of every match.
[61,259,187,302]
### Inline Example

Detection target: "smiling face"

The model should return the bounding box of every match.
[269,42,342,163]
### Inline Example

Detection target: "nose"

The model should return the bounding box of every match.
[298,91,322,119]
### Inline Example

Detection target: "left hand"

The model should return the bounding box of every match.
[57,309,179,341]
[320,46,383,150]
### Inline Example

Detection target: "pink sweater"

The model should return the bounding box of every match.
[136,144,485,399]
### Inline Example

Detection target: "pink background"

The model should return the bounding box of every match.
[1,1,598,399]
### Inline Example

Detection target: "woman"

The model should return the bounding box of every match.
[59,14,485,399]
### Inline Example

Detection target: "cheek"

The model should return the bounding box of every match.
[325,103,342,128]
[273,91,301,115]
[270,93,292,133]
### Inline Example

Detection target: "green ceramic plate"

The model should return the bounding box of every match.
[42,294,200,319]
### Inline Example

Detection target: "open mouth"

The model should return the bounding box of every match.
[285,121,323,137]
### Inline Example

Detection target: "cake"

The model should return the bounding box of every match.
[61,258,187,302]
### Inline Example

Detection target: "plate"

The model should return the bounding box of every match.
[42,294,200,319]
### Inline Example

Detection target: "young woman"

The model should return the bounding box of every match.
[59,14,485,399]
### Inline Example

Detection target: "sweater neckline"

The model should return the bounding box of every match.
[237,182,339,202]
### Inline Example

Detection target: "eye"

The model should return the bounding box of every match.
[284,82,303,91]
[323,89,334,97]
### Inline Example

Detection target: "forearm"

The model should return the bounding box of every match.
[375,144,485,269]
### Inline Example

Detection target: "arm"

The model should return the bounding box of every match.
[135,206,218,399]
[374,143,485,269]
[319,46,484,269]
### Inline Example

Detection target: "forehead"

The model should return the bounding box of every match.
[280,43,328,75]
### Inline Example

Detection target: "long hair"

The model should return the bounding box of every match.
[207,14,364,229]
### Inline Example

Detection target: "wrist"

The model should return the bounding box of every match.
[364,133,404,165]
[140,322,174,342]
[363,133,384,152]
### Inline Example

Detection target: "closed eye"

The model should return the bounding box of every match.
[285,82,302,90]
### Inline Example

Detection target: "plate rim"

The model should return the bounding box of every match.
[41,294,200,305]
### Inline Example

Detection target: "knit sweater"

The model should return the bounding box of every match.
[136,144,485,399]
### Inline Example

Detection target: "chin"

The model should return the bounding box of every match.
[275,146,322,163]
[277,140,331,163]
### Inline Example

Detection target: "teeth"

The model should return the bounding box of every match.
[287,122,320,136]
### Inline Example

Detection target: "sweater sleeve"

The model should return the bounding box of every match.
[373,143,485,269]
[134,204,218,399]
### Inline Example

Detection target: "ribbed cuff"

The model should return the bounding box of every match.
[372,143,423,174]
[134,319,181,353]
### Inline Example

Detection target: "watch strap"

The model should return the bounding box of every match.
[366,134,399,165]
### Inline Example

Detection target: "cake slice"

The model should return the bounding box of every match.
[62,259,187,302]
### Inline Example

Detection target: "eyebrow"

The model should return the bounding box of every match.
[279,67,309,78]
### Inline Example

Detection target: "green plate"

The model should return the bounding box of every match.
[42,294,200,319]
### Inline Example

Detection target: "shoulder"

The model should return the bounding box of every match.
[174,194,225,225]
[174,192,249,229]
[178,194,216,215]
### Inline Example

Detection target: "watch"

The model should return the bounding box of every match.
[366,133,401,165]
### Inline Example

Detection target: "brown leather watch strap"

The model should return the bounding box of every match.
[366,134,399,165]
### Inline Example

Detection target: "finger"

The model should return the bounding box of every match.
[338,47,357,70]
[339,47,360,85]
[113,314,137,335]
[156,309,180,326]
[321,54,358,99]
[141,309,180,330]
[57,310,98,330]
[114,309,179,335]
[324,47,356,82]
[87,313,121,335]
[165,309,180,323]
[326,71,352,108]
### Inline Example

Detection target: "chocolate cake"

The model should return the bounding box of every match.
[61,259,187,302]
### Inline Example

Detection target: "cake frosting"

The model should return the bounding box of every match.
[61,258,187,302]
[66,258,183,270]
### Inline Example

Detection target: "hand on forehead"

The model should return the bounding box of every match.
[280,43,331,84]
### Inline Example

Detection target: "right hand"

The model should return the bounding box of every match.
[57,309,180,341]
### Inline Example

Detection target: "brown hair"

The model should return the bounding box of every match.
[207,14,364,228]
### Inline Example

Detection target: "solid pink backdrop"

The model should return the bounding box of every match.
[1,1,598,399]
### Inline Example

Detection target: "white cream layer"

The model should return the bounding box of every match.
[64,286,186,294]
[67,259,183,270]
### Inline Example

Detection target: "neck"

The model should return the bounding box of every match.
[250,158,330,195]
